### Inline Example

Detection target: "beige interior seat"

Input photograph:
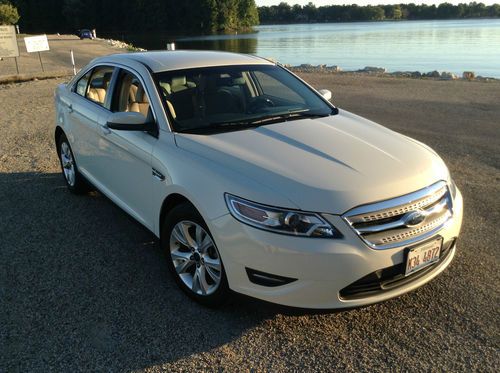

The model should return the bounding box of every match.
[170,76,197,92]
[88,87,106,103]
[165,76,199,120]
[129,85,150,117]
[87,72,112,104]
[204,75,243,115]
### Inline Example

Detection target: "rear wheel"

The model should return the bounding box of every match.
[161,203,230,307]
[57,133,89,194]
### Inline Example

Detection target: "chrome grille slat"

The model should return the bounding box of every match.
[369,211,451,245]
[343,181,453,250]
[347,184,447,223]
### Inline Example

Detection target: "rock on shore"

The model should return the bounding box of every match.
[286,64,495,81]
[101,38,147,52]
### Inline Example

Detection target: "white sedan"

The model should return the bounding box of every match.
[54,51,463,309]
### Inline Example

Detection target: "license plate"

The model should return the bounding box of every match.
[405,238,442,276]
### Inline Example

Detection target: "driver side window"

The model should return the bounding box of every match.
[112,70,151,119]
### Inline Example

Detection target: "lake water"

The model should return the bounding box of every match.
[123,19,500,78]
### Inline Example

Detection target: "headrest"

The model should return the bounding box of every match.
[171,76,186,87]
[103,72,113,86]
[233,77,245,85]
[159,82,171,95]
[136,86,149,103]
[217,76,245,86]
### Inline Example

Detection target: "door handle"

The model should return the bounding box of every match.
[152,168,165,181]
[100,124,111,135]
[67,104,73,113]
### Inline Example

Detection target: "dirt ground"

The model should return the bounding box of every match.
[0,44,499,371]
[0,34,123,77]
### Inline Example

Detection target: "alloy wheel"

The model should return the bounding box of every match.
[60,142,76,186]
[169,220,222,296]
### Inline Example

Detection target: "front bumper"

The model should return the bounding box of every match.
[209,188,463,309]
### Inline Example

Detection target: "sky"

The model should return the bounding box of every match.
[256,1,499,5]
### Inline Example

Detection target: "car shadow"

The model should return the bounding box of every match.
[0,171,344,370]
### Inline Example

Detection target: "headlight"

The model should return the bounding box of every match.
[225,194,342,238]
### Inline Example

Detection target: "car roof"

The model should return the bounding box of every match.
[97,50,274,73]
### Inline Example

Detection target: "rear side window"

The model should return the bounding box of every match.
[75,70,91,96]
[85,66,114,107]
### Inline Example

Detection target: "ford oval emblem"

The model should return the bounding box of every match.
[403,210,427,227]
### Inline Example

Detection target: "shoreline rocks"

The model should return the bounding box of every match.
[357,66,387,74]
[100,38,147,52]
[463,71,475,80]
[287,64,496,81]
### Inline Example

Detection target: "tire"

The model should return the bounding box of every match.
[57,133,90,194]
[161,202,230,307]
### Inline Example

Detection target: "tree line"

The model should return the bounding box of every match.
[3,0,258,32]
[3,1,498,33]
[258,2,500,23]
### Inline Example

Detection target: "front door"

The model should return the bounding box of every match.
[93,68,157,230]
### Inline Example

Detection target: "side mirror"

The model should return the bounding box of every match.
[107,112,155,132]
[318,89,332,101]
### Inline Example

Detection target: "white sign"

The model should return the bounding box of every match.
[24,34,50,53]
[0,25,19,58]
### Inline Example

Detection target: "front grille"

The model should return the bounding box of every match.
[339,238,456,300]
[343,181,453,249]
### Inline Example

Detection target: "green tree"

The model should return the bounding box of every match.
[489,4,500,17]
[384,4,402,19]
[0,1,20,25]
[238,0,258,29]
[216,0,239,31]
[276,2,292,22]
[303,2,317,21]
[437,2,462,19]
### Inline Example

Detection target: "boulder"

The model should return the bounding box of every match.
[440,71,458,80]
[327,65,342,72]
[359,66,386,74]
[424,70,440,78]
[390,71,411,78]
[463,71,475,80]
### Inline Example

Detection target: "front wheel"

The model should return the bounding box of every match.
[161,203,230,307]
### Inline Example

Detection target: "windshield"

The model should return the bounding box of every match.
[154,65,335,133]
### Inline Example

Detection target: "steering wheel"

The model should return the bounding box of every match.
[248,97,275,113]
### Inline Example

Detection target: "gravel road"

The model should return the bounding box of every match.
[0,35,122,77]
[1,75,499,372]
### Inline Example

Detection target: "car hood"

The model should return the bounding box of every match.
[174,109,449,214]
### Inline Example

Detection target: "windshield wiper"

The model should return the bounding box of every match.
[210,110,329,128]
[247,111,329,125]
[177,110,330,134]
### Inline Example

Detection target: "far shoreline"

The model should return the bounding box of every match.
[0,34,497,84]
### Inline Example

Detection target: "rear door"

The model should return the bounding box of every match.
[92,68,157,230]
[67,65,115,180]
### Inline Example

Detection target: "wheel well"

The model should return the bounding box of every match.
[55,126,64,153]
[159,193,192,234]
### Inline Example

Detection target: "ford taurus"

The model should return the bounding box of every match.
[54,51,463,308]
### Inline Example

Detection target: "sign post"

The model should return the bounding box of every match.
[70,49,76,75]
[14,55,19,74]
[0,25,20,74]
[37,51,45,71]
[24,34,50,73]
